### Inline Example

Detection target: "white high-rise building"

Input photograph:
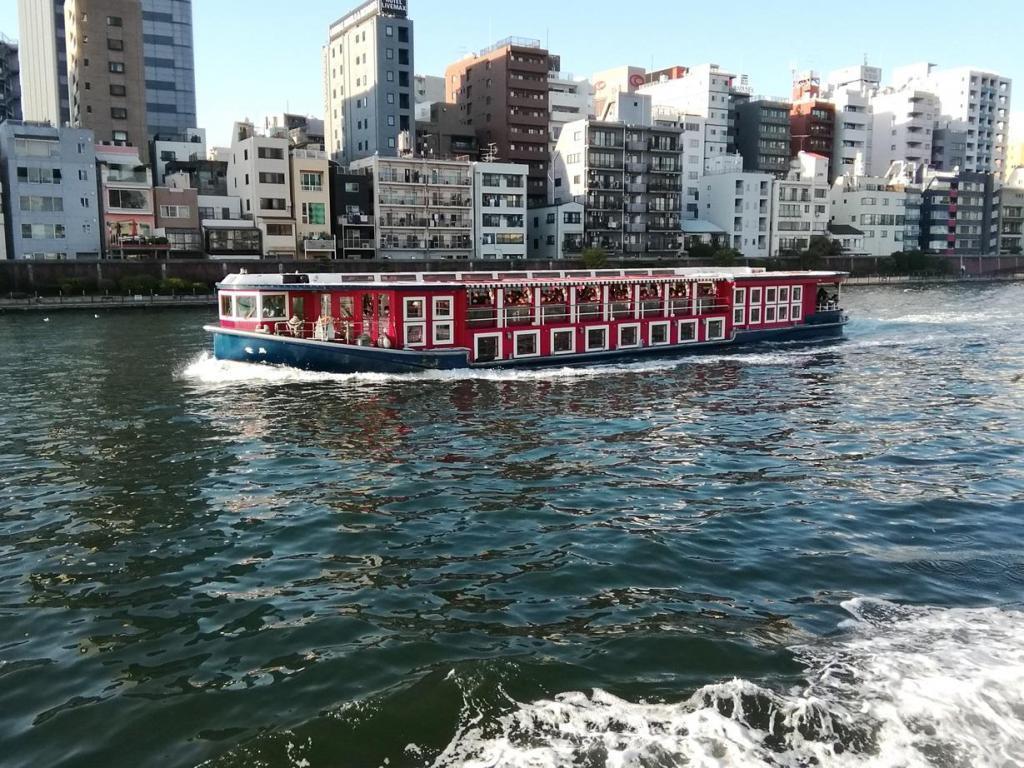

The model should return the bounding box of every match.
[16,0,68,125]
[322,0,415,163]
[822,67,880,182]
[891,64,1012,175]
[770,151,831,256]
[702,154,772,258]
[639,64,736,171]
[829,164,922,257]
[869,87,940,176]
[473,161,528,260]
[548,70,594,154]
[227,120,295,257]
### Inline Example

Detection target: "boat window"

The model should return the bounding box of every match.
[749,305,762,324]
[541,287,568,324]
[235,295,257,319]
[765,287,777,304]
[474,333,500,362]
[639,284,662,318]
[609,284,631,320]
[220,294,233,317]
[585,326,607,352]
[551,328,575,354]
[649,321,669,345]
[678,320,697,343]
[468,289,496,327]
[432,296,453,319]
[503,287,533,328]
[779,286,790,304]
[765,305,777,323]
[778,304,789,322]
[291,296,305,321]
[432,322,453,345]
[696,283,716,313]
[261,294,287,319]
[750,287,763,304]
[706,318,725,340]
[404,297,425,320]
[575,286,601,322]
[618,324,640,348]
[791,301,803,321]
[339,296,355,319]
[405,323,426,346]
[514,330,540,358]
[792,285,803,302]
[668,282,691,316]
[378,294,391,321]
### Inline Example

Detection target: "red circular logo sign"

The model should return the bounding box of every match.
[629,74,645,87]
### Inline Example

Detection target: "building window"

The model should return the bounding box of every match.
[111,107,128,119]
[107,15,122,26]
[259,198,287,211]
[301,202,326,225]
[257,146,284,160]
[386,48,394,60]
[386,93,395,104]
[385,25,393,36]
[299,172,323,191]
[108,61,125,74]
[107,189,147,209]
[159,204,190,218]
[259,171,286,184]
[107,37,123,51]
[398,27,408,42]
[112,130,127,142]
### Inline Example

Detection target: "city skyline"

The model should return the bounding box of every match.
[1,0,1022,148]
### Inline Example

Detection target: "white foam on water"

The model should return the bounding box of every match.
[888,312,990,325]
[178,349,808,389]
[431,599,1024,767]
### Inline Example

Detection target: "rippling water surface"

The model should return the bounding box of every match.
[2,283,1024,768]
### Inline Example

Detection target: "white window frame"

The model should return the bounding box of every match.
[513,329,541,358]
[765,286,777,304]
[778,304,789,322]
[550,327,576,355]
[749,287,762,305]
[648,320,670,346]
[404,322,427,347]
[403,295,426,321]
[584,325,608,352]
[258,292,288,321]
[473,331,502,361]
[432,295,454,320]
[617,322,641,349]
[220,291,262,320]
[749,305,762,324]
[765,305,777,323]
[778,286,790,303]
[432,321,454,345]
[791,301,803,321]
[792,285,803,302]
[677,319,698,343]
[705,316,726,341]
[733,287,746,306]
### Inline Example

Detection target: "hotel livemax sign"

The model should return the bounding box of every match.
[379,0,408,17]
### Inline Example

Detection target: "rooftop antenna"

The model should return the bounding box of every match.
[482,142,499,163]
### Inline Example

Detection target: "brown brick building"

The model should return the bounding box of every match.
[64,0,149,161]
[790,73,834,168]
[445,37,550,207]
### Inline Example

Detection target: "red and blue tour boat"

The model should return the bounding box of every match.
[205,267,847,374]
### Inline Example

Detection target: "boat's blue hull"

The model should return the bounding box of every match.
[207,313,846,375]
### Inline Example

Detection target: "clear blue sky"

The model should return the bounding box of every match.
[1,0,1021,148]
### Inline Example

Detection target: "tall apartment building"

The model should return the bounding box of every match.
[96,143,155,256]
[0,121,101,260]
[329,165,375,259]
[227,120,295,257]
[769,151,831,256]
[323,0,415,163]
[829,167,922,257]
[473,162,527,259]
[822,65,881,182]
[445,37,551,208]
[17,0,71,125]
[351,155,473,260]
[139,0,196,138]
[869,87,940,176]
[290,147,334,258]
[790,73,835,167]
[638,64,737,171]
[17,0,196,141]
[63,0,149,160]
[734,99,792,177]
[651,106,706,220]
[930,118,970,171]
[892,64,1012,175]
[701,154,771,258]
[919,169,999,256]
[0,36,22,122]
[550,118,684,257]
[998,186,1023,254]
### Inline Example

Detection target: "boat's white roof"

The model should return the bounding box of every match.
[219,267,845,291]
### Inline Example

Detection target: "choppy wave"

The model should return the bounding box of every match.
[430,599,1024,767]
[178,347,831,388]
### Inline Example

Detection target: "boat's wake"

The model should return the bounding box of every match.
[178,346,832,388]
[430,598,1024,767]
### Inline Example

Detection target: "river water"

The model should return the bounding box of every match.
[1,283,1023,768]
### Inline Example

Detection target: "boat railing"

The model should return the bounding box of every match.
[466,299,730,328]
[267,317,392,345]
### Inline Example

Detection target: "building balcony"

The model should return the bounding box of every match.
[648,142,678,153]
[625,161,646,173]
[562,236,584,253]
[626,222,646,233]
[626,202,646,213]
[623,242,644,253]
[303,237,336,253]
[625,139,647,151]
[343,238,375,249]
[648,164,680,174]
[626,182,647,193]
